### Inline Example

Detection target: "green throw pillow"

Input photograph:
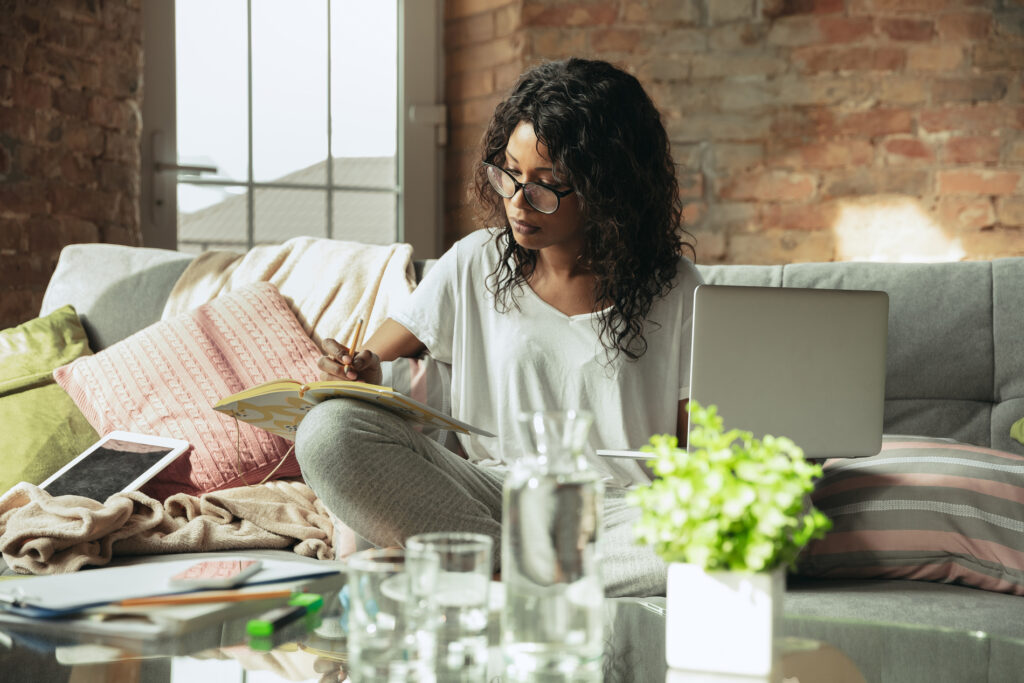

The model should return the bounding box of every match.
[0,305,99,495]
[1013,417,1024,447]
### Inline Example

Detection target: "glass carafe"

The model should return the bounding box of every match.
[501,409,605,682]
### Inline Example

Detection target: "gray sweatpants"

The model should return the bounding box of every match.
[294,398,668,598]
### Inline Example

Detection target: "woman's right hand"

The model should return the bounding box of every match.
[318,337,383,386]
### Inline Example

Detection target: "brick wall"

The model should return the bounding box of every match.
[0,0,143,329]
[444,0,525,248]
[1,1,1018,326]
[444,0,1024,264]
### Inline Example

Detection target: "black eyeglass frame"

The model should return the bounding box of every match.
[482,162,574,215]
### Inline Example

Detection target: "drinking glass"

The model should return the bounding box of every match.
[346,547,440,682]
[407,531,494,682]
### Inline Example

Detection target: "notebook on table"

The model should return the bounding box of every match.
[687,284,889,459]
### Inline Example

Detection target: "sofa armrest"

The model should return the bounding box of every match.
[41,243,195,351]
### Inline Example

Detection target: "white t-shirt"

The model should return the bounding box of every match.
[391,228,703,489]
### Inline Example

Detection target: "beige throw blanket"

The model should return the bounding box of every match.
[162,236,416,348]
[0,480,355,575]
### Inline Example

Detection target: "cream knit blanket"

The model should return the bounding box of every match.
[162,236,416,348]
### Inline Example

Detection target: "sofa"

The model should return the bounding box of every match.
[5,242,1024,682]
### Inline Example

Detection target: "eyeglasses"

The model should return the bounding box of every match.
[483,162,573,215]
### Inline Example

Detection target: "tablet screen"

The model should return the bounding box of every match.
[43,438,181,500]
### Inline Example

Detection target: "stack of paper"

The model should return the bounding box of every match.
[0,557,344,639]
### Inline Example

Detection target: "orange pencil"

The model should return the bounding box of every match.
[340,318,364,374]
[117,588,294,608]
[349,317,365,354]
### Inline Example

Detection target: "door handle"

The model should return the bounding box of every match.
[154,161,219,176]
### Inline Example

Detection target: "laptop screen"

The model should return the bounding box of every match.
[688,285,888,459]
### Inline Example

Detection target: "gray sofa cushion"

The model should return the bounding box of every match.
[39,243,195,351]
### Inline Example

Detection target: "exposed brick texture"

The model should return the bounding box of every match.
[4,1,1021,330]
[0,0,142,328]
[444,0,1024,264]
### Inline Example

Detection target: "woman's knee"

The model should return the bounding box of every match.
[294,399,371,477]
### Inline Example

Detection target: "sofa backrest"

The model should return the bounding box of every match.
[41,244,1024,454]
[39,244,438,352]
[696,260,1024,455]
[40,244,195,352]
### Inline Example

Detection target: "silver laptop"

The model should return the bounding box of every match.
[687,285,888,459]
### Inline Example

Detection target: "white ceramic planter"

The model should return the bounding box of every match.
[665,563,784,677]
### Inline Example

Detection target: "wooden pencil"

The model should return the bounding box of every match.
[349,317,365,354]
[117,588,294,608]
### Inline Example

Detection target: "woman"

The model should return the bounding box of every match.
[295,57,701,597]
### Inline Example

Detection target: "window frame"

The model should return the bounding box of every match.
[140,0,444,259]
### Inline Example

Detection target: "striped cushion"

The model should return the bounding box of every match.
[54,282,320,499]
[796,436,1024,596]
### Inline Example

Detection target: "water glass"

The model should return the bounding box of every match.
[407,532,494,682]
[345,547,440,683]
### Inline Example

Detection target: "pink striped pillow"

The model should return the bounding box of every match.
[796,436,1024,596]
[54,282,320,499]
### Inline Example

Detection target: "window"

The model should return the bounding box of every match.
[141,0,444,259]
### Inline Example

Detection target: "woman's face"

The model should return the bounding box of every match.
[501,120,585,258]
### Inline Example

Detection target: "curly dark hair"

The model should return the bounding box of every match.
[472,57,695,361]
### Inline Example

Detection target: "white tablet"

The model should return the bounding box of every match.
[39,431,190,500]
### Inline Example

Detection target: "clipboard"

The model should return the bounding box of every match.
[0,556,339,618]
[0,572,346,642]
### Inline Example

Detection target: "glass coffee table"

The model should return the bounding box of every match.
[0,576,868,683]
[5,560,1023,682]
[18,561,1024,683]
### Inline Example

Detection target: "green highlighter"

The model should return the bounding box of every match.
[246,592,324,647]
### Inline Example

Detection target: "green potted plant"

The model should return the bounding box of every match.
[628,401,832,676]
